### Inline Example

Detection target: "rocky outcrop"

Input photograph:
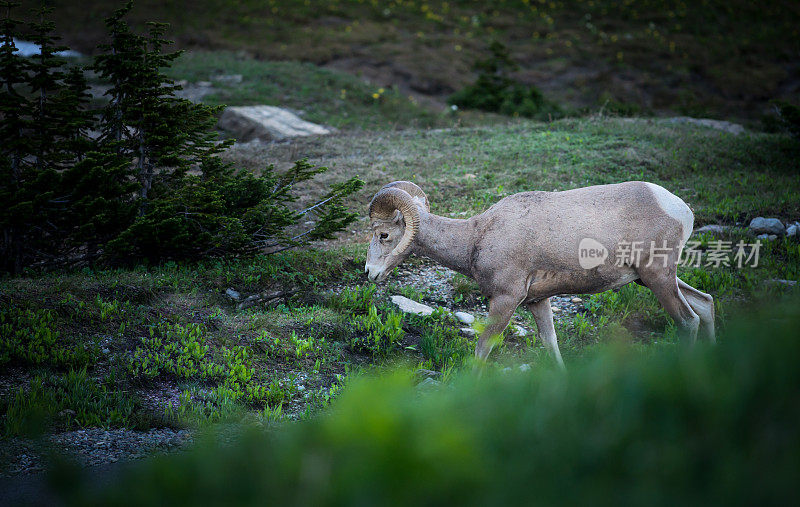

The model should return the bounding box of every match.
[454,311,475,324]
[749,217,786,236]
[218,105,331,142]
[666,117,746,135]
[390,295,434,316]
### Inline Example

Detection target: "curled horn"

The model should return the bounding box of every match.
[383,181,430,212]
[368,187,421,256]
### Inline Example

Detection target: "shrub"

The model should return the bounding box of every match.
[59,299,800,505]
[448,40,563,120]
[327,284,377,314]
[349,304,405,356]
[0,302,96,368]
[405,308,473,372]
[129,321,287,410]
[775,101,800,140]
[129,322,216,380]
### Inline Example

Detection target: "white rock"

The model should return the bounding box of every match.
[454,311,475,324]
[571,297,583,304]
[511,325,528,337]
[787,224,798,237]
[666,116,745,135]
[756,234,778,241]
[390,295,434,316]
[218,105,331,142]
[225,288,241,300]
[213,74,243,83]
[460,327,476,336]
[416,377,441,390]
[749,217,786,236]
[694,224,733,235]
[551,306,561,313]
[519,363,531,372]
[765,279,797,287]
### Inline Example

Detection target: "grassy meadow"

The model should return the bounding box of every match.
[51,299,800,504]
[2,49,799,445]
[1,8,799,500]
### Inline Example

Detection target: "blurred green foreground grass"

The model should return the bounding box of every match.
[53,299,800,506]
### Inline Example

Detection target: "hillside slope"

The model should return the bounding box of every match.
[25,0,800,123]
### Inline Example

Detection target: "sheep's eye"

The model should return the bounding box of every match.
[379,232,389,240]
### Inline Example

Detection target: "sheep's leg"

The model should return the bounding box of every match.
[678,279,715,343]
[475,295,520,361]
[638,271,700,343]
[526,298,565,369]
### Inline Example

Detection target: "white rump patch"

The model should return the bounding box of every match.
[645,183,693,243]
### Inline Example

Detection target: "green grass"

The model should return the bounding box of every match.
[3,2,799,480]
[52,299,800,505]
[1,115,798,438]
[2,369,141,437]
[278,117,800,223]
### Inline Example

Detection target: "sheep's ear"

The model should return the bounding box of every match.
[392,209,403,224]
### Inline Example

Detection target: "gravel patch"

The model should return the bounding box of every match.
[328,256,588,329]
[1,428,193,477]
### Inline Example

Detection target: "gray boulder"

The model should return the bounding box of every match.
[749,217,785,236]
[510,325,529,337]
[694,224,734,235]
[666,117,745,135]
[390,295,434,316]
[765,279,797,287]
[218,105,331,142]
[454,311,475,324]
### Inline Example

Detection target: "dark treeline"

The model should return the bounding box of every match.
[0,1,362,274]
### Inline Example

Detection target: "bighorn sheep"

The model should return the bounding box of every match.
[365,181,715,367]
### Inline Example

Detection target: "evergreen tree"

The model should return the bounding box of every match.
[448,40,562,120]
[0,1,364,271]
[93,1,224,215]
[0,1,31,272]
[106,157,364,262]
[52,66,95,165]
[0,1,29,181]
[59,150,139,261]
[26,5,68,171]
